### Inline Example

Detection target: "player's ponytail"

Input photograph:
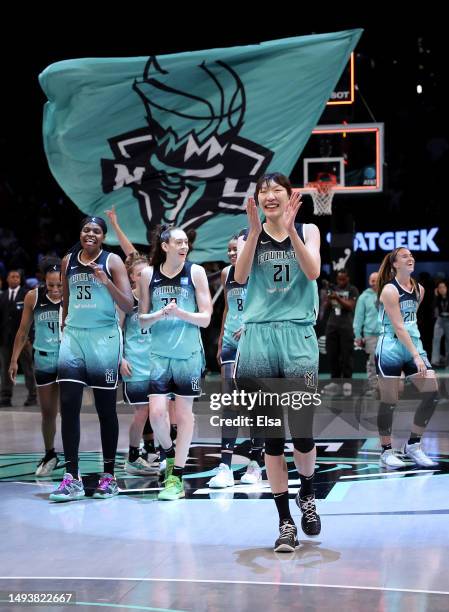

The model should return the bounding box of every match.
[377,248,418,298]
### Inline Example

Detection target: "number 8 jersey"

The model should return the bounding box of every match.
[240,224,318,325]
[65,250,117,328]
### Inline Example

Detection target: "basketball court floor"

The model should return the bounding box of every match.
[1,378,449,611]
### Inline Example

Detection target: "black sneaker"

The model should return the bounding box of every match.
[295,492,321,536]
[274,520,299,552]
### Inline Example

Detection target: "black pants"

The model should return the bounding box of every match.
[1,342,36,401]
[325,326,354,379]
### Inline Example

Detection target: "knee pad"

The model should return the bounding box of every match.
[264,438,285,456]
[414,391,439,428]
[293,438,315,453]
[377,402,396,436]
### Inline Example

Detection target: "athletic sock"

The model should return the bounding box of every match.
[273,491,293,524]
[128,446,140,462]
[408,435,421,445]
[381,443,392,452]
[67,460,79,478]
[299,473,314,497]
[249,441,264,466]
[164,445,175,459]
[143,440,155,454]
[104,460,115,475]
[221,450,233,468]
[172,465,184,478]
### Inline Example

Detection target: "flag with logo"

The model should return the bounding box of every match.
[39,29,362,262]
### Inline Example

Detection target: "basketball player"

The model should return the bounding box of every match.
[235,172,321,552]
[209,236,264,488]
[50,217,133,501]
[9,259,63,476]
[120,253,158,475]
[105,205,181,467]
[139,225,211,500]
[376,247,438,469]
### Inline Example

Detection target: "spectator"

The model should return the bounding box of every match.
[0,270,37,407]
[323,270,359,397]
[354,272,382,397]
[431,280,449,368]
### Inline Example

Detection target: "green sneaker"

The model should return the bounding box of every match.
[158,475,185,501]
[164,457,175,481]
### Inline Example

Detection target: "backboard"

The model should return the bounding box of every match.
[292,123,384,195]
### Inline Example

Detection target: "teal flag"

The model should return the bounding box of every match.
[39,30,362,262]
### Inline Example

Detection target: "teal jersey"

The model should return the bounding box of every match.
[65,250,117,328]
[353,287,381,337]
[223,266,247,349]
[33,287,61,352]
[149,261,202,359]
[241,224,318,325]
[379,278,420,339]
[123,294,151,381]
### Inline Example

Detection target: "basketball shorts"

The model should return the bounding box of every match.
[34,350,59,386]
[57,324,121,389]
[235,322,319,441]
[375,334,432,378]
[148,350,204,397]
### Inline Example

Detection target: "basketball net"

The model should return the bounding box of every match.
[306,181,335,216]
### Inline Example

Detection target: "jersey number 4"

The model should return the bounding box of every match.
[273,264,290,283]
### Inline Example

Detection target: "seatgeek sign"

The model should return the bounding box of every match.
[326,228,439,253]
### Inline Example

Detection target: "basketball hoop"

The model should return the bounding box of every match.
[306,180,336,216]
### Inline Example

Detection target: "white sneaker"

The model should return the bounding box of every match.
[208,463,234,488]
[342,382,352,396]
[35,455,59,477]
[240,460,262,484]
[322,383,341,397]
[379,449,406,469]
[403,442,438,467]
[142,452,159,466]
[125,456,159,475]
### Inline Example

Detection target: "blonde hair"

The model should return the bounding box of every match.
[125,252,150,279]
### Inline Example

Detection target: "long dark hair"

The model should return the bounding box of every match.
[377,248,418,299]
[149,224,185,268]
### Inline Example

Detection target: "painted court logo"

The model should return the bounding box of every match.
[101,57,273,241]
